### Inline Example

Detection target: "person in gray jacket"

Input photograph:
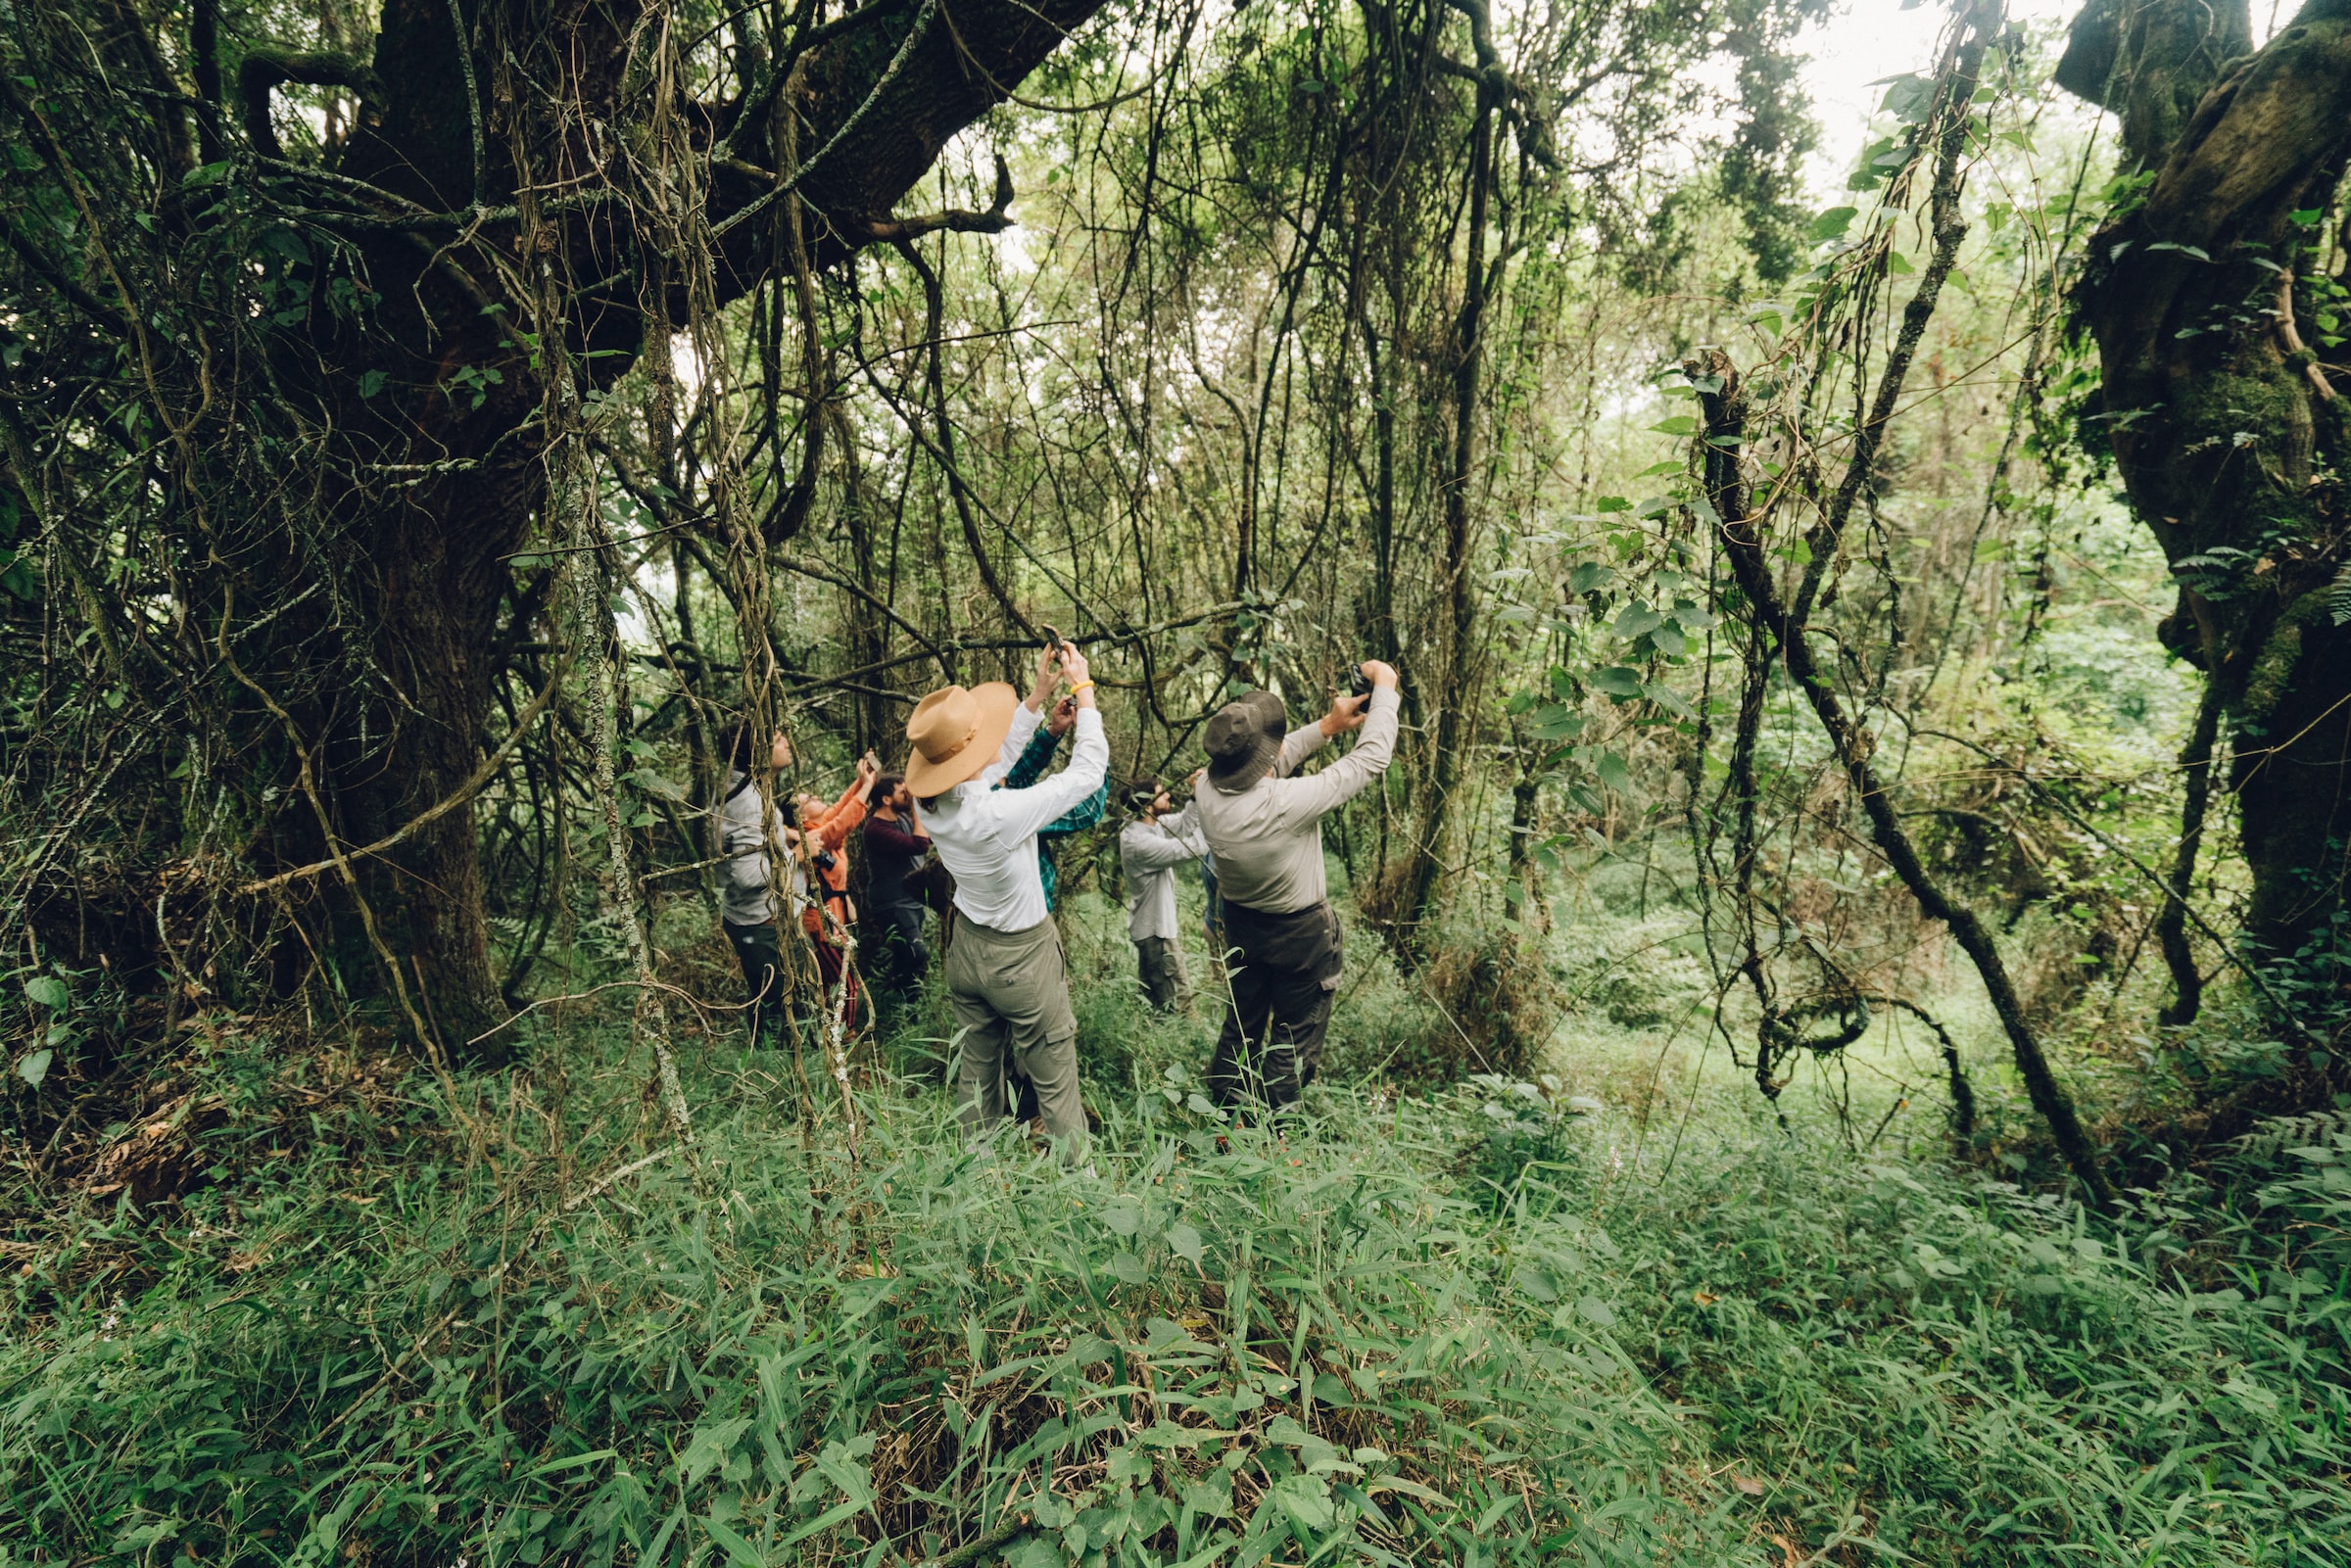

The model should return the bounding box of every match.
[717,720,876,1046]
[1118,779,1206,1012]
[718,721,797,1047]
[1188,660,1399,1117]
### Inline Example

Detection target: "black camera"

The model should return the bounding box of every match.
[814,849,838,874]
[1347,666,1376,699]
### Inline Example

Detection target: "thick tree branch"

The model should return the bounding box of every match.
[239,47,384,161]
[5,215,129,328]
[856,153,1015,242]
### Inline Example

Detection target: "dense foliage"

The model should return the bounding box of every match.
[6,0,2351,1560]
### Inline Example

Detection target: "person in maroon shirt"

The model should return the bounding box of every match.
[862,774,932,1012]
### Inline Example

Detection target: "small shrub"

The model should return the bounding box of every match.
[1453,1073,1600,1211]
[1412,921,1562,1081]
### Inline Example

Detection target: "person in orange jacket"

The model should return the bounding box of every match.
[792,753,880,1021]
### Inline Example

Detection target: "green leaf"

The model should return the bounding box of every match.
[522,1449,616,1480]
[1184,1470,1235,1517]
[1669,598,1717,633]
[697,1513,766,1568]
[1641,681,1694,718]
[678,1417,750,1487]
[24,976,70,1012]
[1270,1472,1339,1535]
[16,1049,53,1089]
[1649,414,1697,437]
[358,369,388,399]
[1611,603,1663,641]
[1593,496,1630,513]
[813,1439,875,1505]
[1587,667,1642,698]
[1166,1221,1204,1262]
[1809,206,1858,242]
[1531,703,1583,742]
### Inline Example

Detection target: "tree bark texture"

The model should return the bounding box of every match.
[2058,0,2351,970]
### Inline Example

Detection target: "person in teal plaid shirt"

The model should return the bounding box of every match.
[1001,695,1108,911]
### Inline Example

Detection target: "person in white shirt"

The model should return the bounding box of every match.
[905,641,1105,1149]
[1118,779,1205,1012]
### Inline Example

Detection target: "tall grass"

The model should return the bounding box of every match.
[3,974,2347,1565]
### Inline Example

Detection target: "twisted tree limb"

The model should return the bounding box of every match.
[1691,345,2114,1212]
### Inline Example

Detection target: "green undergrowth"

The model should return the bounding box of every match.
[3,1006,2348,1567]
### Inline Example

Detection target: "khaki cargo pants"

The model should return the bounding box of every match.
[947,916,1086,1149]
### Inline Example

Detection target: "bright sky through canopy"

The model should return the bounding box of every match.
[1796,0,2078,198]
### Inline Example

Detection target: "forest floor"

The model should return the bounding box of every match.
[3,885,2349,1567]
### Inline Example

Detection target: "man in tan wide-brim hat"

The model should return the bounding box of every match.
[908,638,1107,1153]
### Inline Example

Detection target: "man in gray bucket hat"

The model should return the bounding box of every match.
[1189,660,1399,1117]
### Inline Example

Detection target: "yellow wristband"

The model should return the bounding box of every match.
[1067,680,1096,696]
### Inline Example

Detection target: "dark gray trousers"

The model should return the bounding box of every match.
[723,919,786,1046]
[1135,935,1187,1012]
[1207,900,1341,1115]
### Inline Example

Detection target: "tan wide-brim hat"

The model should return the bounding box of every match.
[904,682,1021,796]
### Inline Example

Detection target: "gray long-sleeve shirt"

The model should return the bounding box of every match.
[1189,686,1400,915]
[720,772,806,927]
[1120,805,1205,942]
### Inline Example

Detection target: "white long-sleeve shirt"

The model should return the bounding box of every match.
[1120,806,1204,942]
[1189,687,1399,915]
[920,704,1108,932]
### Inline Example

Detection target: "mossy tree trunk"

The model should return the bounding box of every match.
[2057,0,2351,973]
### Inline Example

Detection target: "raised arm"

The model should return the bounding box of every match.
[1002,724,1061,790]
[1122,820,1201,870]
[1272,681,1400,821]
[984,700,1046,785]
[984,645,1107,841]
[988,640,1062,780]
[988,710,1110,842]
[1277,724,1328,777]
[1160,801,1208,856]
[813,789,868,850]
[810,759,878,848]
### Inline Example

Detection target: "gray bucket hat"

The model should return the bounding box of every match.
[1204,690,1287,792]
